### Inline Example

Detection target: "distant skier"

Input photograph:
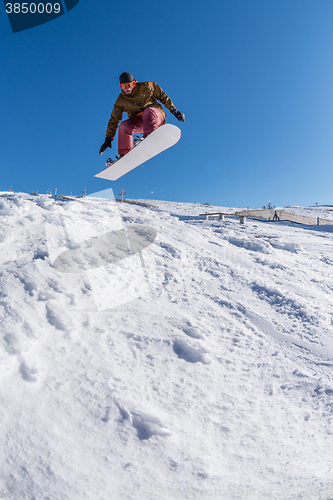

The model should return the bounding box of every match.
[99,72,185,162]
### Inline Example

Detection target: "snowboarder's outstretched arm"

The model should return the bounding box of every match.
[105,103,124,139]
[152,82,185,122]
[170,108,185,122]
[99,103,123,154]
[99,136,113,155]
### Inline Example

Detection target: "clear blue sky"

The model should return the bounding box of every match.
[1,0,333,207]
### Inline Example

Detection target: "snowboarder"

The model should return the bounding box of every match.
[99,72,185,163]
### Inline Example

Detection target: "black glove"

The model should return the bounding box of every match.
[170,108,185,122]
[99,137,113,155]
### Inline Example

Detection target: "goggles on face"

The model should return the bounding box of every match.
[120,81,136,91]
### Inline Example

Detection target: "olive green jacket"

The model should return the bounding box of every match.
[105,81,175,139]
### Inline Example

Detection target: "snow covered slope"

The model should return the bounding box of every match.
[1,192,333,500]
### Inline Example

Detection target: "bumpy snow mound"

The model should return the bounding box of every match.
[1,192,333,500]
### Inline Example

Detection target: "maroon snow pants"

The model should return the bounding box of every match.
[117,107,165,156]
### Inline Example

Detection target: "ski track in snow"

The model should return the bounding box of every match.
[0,192,333,499]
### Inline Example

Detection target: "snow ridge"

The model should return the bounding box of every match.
[1,192,333,500]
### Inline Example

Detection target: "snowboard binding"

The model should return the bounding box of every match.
[105,136,145,167]
[133,135,144,147]
[106,155,123,167]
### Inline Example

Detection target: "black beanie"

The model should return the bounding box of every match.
[119,72,134,84]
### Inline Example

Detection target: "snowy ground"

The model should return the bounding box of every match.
[1,191,333,500]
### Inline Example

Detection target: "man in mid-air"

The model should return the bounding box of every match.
[99,72,185,164]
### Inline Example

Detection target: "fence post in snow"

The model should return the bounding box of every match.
[239,216,246,224]
[119,189,126,202]
[317,217,320,226]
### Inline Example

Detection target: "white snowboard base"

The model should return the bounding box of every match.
[95,123,181,181]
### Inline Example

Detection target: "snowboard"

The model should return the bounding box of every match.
[95,123,181,181]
